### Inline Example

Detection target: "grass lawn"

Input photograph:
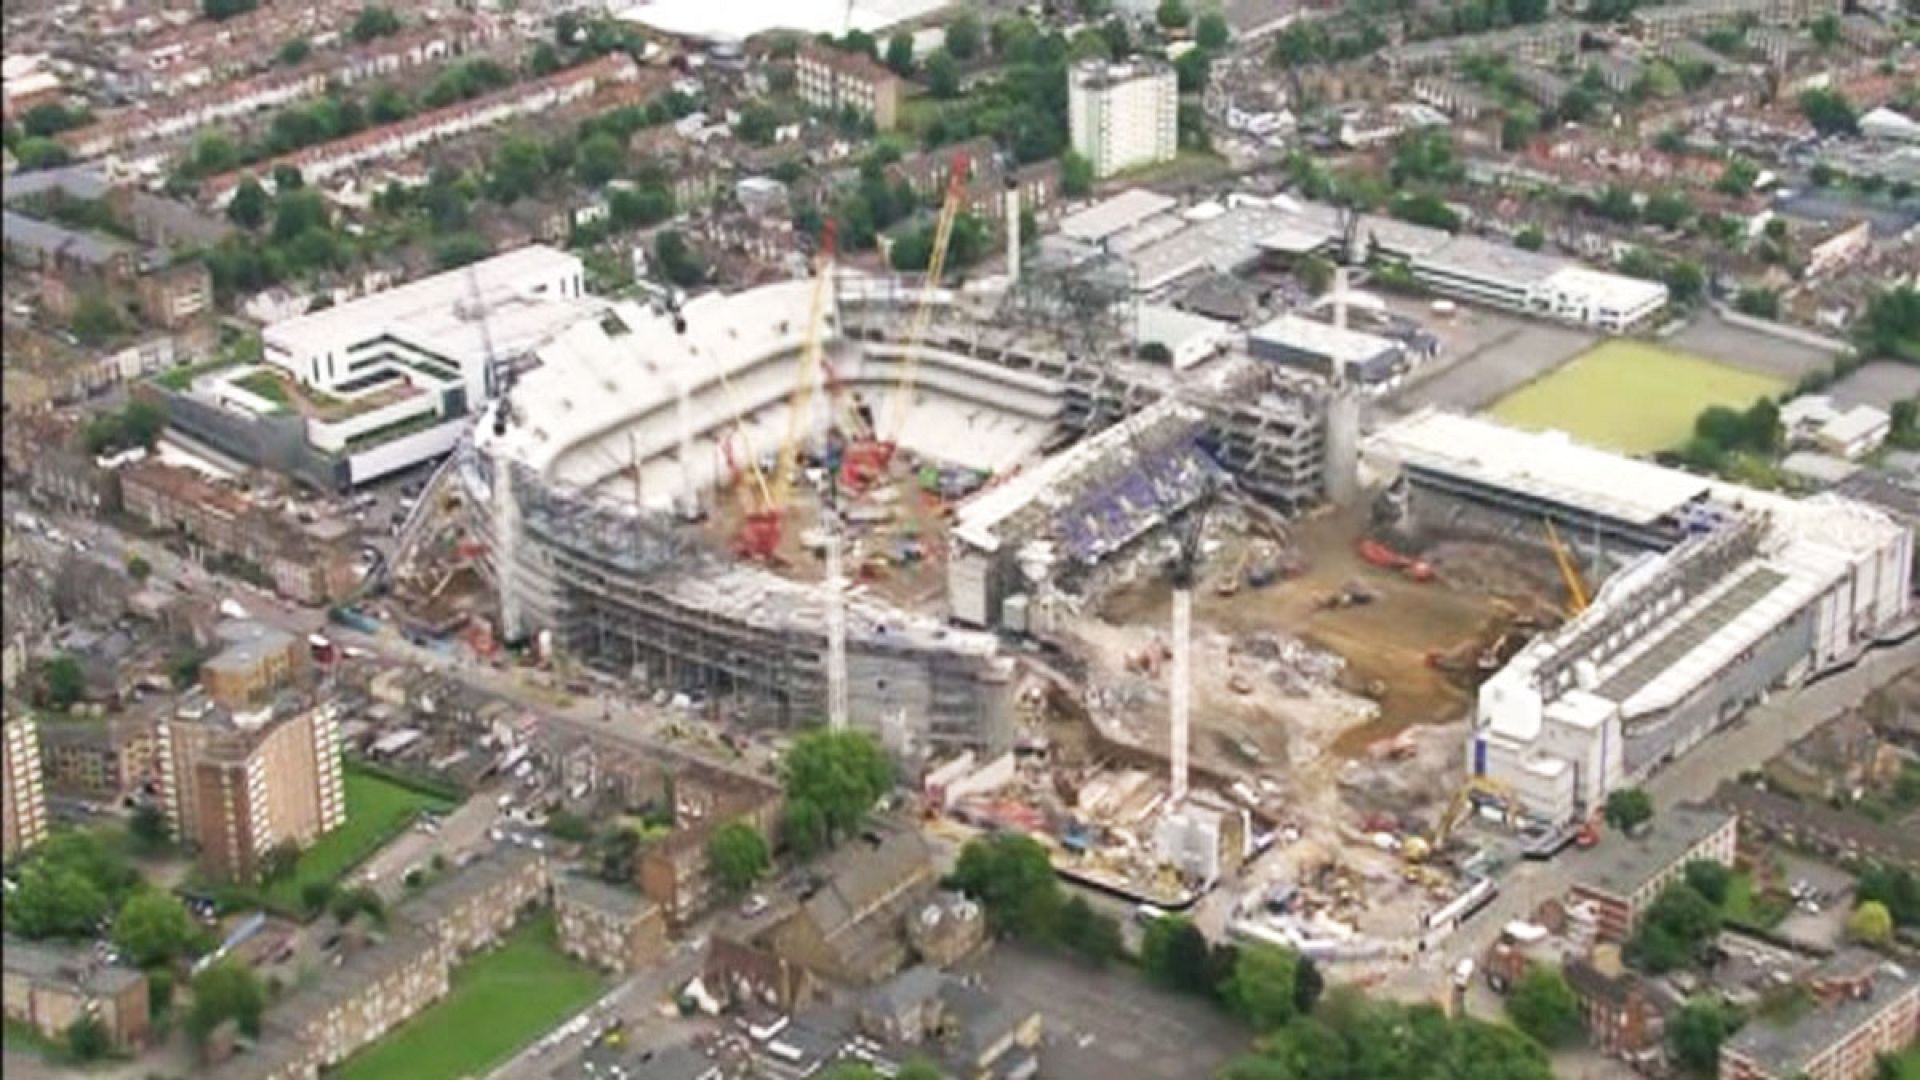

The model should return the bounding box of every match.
[1889,1045,1920,1080]
[1721,870,1790,928]
[334,912,603,1080]
[262,763,453,912]
[1488,339,1786,455]
[234,369,292,405]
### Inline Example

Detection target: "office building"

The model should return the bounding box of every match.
[1069,59,1178,179]
[1568,804,1737,941]
[796,45,901,131]
[2,711,48,860]
[157,698,346,882]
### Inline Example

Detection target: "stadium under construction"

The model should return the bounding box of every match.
[460,264,1342,766]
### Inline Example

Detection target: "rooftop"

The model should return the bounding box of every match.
[1058,189,1179,245]
[1572,803,1734,902]
[1249,313,1401,365]
[2,937,145,996]
[203,619,296,675]
[1414,234,1570,285]
[1723,952,1917,1074]
[1367,410,1711,528]
[262,245,599,362]
[554,874,655,920]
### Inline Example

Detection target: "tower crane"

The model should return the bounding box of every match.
[1543,518,1590,615]
[736,223,837,561]
[842,152,971,489]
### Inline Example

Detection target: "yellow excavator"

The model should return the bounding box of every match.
[1405,775,1520,863]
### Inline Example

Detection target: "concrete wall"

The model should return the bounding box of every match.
[148,385,345,492]
[1623,602,1815,776]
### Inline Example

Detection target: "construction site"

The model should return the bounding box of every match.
[384,179,1912,969]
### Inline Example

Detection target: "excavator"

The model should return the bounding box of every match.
[1404,775,1520,863]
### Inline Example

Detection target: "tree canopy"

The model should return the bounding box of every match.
[708,820,771,896]
[1223,988,1553,1080]
[185,961,265,1046]
[781,729,891,853]
[1603,787,1653,832]
[951,832,1062,938]
[1505,967,1582,1047]
[113,889,201,968]
[1631,881,1721,973]
[1224,942,1301,1032]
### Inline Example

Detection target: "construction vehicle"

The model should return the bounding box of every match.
[1544,518,1589,615]
[1410,775,1521,861]
[1315,584,1376,611]
[1357,538,1434,582]
[842,152,971,489]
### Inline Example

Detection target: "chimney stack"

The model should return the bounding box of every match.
[1005,180,1022,284]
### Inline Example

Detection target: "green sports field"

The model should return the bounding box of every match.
[1488,340,1785,455]
[335,912,603,1080]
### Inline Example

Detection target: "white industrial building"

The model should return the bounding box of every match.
[1410,238,1669,332]
[1368,412,1913,825]
[1248,314,1405,386]
[1068,59,1178,180]
[263,246,599,409]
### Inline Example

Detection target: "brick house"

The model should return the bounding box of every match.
[1568,804,1737,942]
[635,762,782,925]
[554,874,668,974]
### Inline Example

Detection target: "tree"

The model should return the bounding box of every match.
[1157,0,1192,31]
[1735,288,1781,319]
[330,886,385,926]
[22,103,91,138]
[781,798,828,858]
[1515,225,1545,252]
[13,136,70,171]
[8,862,109,939]
[113,889,199,968]
[300,880,336,917]
[1847,900,1893,946]
[351,5,402,43]
[885,32,916,75]
[488,136,548,203]
[1667,999,1734,1076]
[1297,255,1335,296]
[708,821,771,896]
[1506,967,1582,1047]
[652,229,705,288]
[1061,151,1094,198]
[1055,895,1122,966]
[258,840,300,884]
[1175,47,1211,94]
[1141,916,1214,996]
[270,189,328,245]
[129,802,170,854]
[1501,109,1539,151]
[1603,787,1653,833]
[1644,190,1694,230]
[1225,943,1301,1032]
[1632,882,1720,973]
[201,0,258,20]
[781,730,891,846]
[945,14,982,61]
[278,38,312,67]
[926,49,960,98]
[67,1015,111,1061]
[574,131,627,188]
[1196,13,1230,50]
[227,178,268,229]
[70,291,125,346]
[44,655,85,708]
[1684,861,1732,907]
[1293,953,1324,1016]
[529,42,562,77]
[186,961,265,1046]
[1810,12,1839,48]
[1798,88,1857,136]
[952,832,1061,938]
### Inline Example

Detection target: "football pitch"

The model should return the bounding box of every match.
[1487,339,1786,455]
